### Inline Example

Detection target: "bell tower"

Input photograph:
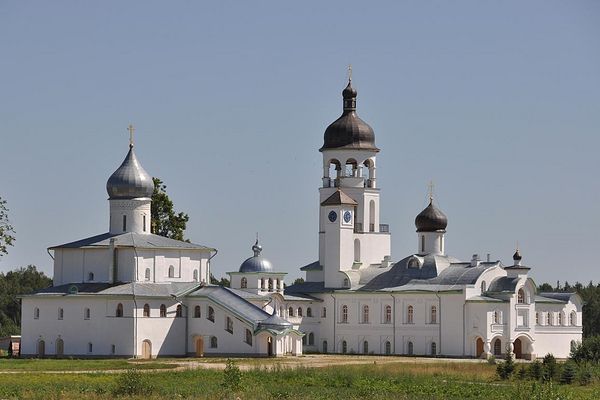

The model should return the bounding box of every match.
[316,77,391,288]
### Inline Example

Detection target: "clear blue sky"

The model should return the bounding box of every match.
[1,1,599,285]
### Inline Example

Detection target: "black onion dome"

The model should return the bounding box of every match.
[415,201,448,232]
[320,80,379,152]
[106,146,154,200]
[513,249,522,261]
[239,240,274,273]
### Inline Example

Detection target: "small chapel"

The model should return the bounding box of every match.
[20,78,582,359]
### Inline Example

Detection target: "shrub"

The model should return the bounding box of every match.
[497,350,516,380]
[542,353,558,381]
[570,335,600,364]
[221,358,242,392]
[560,361,576,384]
[487,355,496,365]
[517,365,527,380]
[529,360,543,380]
[576,362,593,386]
[112,368,154,396]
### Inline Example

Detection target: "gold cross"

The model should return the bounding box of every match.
[127,124,135,147]
[348,64,352,81]
[428,180,434,202]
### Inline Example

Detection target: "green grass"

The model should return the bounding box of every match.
[0,359,598,399]
[0,358,176,371]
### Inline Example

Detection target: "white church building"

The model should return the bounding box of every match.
[20,79,582,359]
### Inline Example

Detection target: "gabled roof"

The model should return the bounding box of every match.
[49,232,214,251]
[300,261,322,271]
[320,190,358,206]
[536,292,575,304]
[21,282,202,297]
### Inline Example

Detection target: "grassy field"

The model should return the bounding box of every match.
[0,358,598,399]
[0,358,177,371]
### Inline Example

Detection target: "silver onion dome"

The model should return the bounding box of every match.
[239,239,274,273]
[415,200,448,232]
[106,146,154,200]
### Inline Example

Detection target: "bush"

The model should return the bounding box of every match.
[112,368,154,396]
[222,359,242,392]
[529,360,543,380]
[517,365,527,380]
[570,336,600,364]
[487,355,496,365]
[542,354,558,381]
[576,362,593,385]
[560,362,576,384]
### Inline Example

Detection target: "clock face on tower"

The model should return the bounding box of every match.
[343,210,352,223]
[328,210,337,223]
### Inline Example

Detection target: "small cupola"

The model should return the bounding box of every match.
[239,239,274,273]
[415,200,448,232]
[513,248,522,266]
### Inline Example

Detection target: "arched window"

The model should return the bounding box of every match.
[384,305,392,324]
[193,270,198,282]
[342,340,347,354]
[84,308,91,320]
[570,311,577,326]
[116,303,123,318]
[481,281,486,293]
[245,329,252,345]
[88,272,94,281]
[143,304,150,317]
[145,268,151,281]
[407,305,414,324]
[143,215,146,232]
[354,239,361,262]
[322,307,327,318]
[58,308,63,320]
[363,340,369,354]
[558,312,563,326]
[431,342,437,355]
[240,277,247,289]
[297,307,303,317]
[168,265,175,278]
[343,278,350,287]
[493,339,502,355]
[323,340,328,353]
[268,278,273,292]
[546,312,552,326]
[122,215,127,232]
[431,305,437,324]
[176,305,183,318]
[160,304,167,318]
[341,305,348,323]
[407,341,414,355]
[225,316,233,333]
[194,305,201,318]
[208,306,215,322]
[385,341,391,355]
[210,336,218,348]
[517,289,525,304]
[308,332,314,345]
[421,235,425,253]
[288,307,294,317]
[493,310,499,324]
[307,307,312,317]
[88,342,93,353]
[362,305,369,323]
[302,335,307,345]
[535,312,540,325]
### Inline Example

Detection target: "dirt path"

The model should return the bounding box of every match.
[0,355,487,374]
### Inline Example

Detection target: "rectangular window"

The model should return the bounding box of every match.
[111,345,116,354]
[421,236,425,253]
[143,215,146,232]
[122,215,127,231]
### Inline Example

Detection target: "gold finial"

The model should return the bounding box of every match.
[127,124,135,148]
[428,180,434,203]
[348,64,352,82]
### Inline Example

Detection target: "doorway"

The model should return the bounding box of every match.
[195,337,204,357]
[476,338,484,358]
[56,338,64,356]
[513,338,523,359]
[37,340,45,358]
[267,337,273,357]
[142,340,152,359]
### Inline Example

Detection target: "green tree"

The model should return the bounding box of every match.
[151,178,189,241]
[0,265,51,336]
[0,196,16,258]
